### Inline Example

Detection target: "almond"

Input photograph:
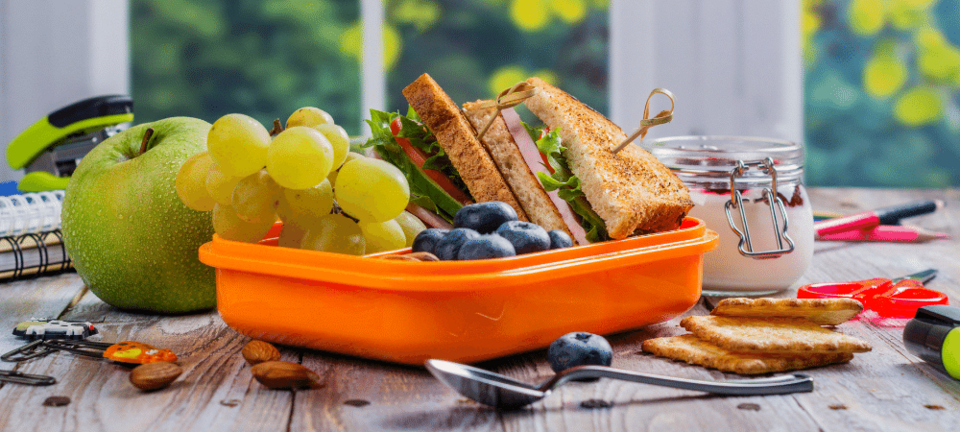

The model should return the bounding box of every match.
[251,361,321,390]
[129,361,182,391]
[242,340,281,365]
[406,252,439,262]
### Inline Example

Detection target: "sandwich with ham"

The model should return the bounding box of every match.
[364,73,693,244]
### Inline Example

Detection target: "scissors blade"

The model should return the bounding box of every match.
[895,269,937,284]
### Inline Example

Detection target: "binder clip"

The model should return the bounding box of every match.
[13,319,99,341]
[6,95,133,192]
[724,157,795,259]
[0,369,56,386]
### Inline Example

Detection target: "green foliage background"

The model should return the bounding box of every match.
[130,0,960,188]
[804,0,960,187]
[130,0,608,136]
[130,0,362,133]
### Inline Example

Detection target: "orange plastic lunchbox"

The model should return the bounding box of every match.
[199,217,718,365]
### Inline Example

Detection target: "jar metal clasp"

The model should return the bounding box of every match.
[723,157,795,259]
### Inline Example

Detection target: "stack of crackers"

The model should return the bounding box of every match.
[642,298,873,375]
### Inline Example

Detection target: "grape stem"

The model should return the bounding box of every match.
[269,119,284,136]
[333,201,359,222]
[139,128,155,156]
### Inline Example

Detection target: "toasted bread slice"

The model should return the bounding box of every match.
[461,102,572,238]
[402,74,528,221]
[523,77,693,238]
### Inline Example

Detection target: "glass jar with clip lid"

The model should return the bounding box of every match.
[643,136,814,295]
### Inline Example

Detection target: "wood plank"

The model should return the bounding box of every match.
[1,188,959,432]
[291,352,503,432]
[0,298,293,432]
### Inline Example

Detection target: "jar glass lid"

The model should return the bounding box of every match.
[641,136,804,183]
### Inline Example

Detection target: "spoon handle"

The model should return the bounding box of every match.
[548,366,813,396]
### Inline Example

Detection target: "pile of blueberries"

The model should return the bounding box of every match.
[413,202,574,261]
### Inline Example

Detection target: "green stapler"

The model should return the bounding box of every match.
[7,95,133,192]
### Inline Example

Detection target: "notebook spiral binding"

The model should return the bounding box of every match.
[0,191,72,282]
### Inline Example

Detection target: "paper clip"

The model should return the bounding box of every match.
[1,340,57,363]
[724,157,795,259]
[0,369,56,386]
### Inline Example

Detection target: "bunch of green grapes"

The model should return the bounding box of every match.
[175,107,425,255]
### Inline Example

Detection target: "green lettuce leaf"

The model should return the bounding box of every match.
[362,109,465,221]
[525,124,609,242]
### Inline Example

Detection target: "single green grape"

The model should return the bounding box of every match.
[176,151,216,211]
[213,203,275,243]
[328,152,367,187]
[277,179,333,226]
[393,211,427,247]
[206,162,243,205]
[312,124,350,171]
[207,113,271,177]
[359,219,406,254]
[232,170,281,223]
[300,214,365,255]
[278,221,307,249]
[266,126,334,190]
[286,107,334,128]
[335,158,410,222]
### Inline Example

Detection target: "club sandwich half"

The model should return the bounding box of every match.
[365,73,693,244]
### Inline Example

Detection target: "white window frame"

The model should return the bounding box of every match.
[610,0,802,145]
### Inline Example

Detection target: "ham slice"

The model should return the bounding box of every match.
[501,108,588,245]
[406,202,453,230]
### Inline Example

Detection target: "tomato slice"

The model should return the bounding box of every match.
[536,129,555,175]
[540,152,554,175]
[389,117,473,205]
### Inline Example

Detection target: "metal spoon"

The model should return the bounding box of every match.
[425,359,813,410]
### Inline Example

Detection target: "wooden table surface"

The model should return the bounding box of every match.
[1,188,959,432]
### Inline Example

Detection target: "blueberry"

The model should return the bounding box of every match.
[434,228,481,261]
[548,230,574,249]
[547,332,613,375]
[457,235,517,260]
[496,221,550,255]
[412,229,449,254]
[453,202,518,234]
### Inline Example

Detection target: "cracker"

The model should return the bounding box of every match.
[641,334,854,375]
[711,297,863,325]
[680,315,872,354]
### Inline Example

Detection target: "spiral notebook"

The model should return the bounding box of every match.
[0,191,72,281]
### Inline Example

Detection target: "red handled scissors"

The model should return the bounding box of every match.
[797,269,948,318]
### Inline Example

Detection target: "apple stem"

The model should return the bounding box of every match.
[139,128,155,156]
[269,119,284,136]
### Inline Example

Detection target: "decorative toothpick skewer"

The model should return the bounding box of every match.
[611,88,675,154]
[475,82,539,140]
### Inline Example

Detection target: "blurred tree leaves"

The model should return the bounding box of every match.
[804,0,960,187]
[385,0,609,116]
[131,0,362,133]
[131,0,606,137]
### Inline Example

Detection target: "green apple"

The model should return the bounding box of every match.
[62,117,216,313]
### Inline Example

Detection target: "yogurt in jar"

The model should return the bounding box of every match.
[688,186,814,291]
[642,136,814,293]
